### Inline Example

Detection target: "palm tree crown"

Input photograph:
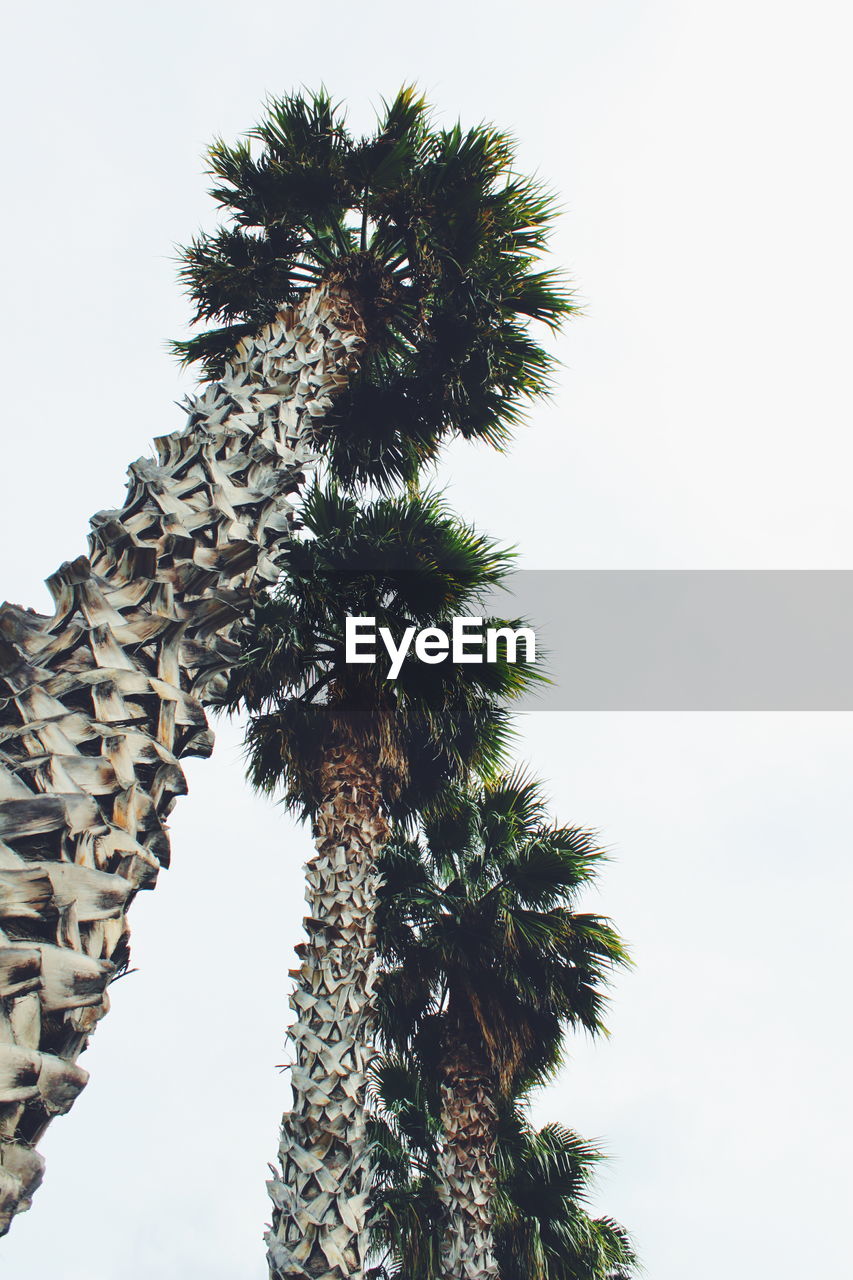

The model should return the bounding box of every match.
[228,486,541,818]
[175,88,576,485]
[376,771,629,1092]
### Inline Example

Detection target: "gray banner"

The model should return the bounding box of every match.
[479,571,853,710]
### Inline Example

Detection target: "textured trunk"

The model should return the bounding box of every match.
[266,743,389,1280]
[0,284,365,1232]
[436,1047,500,1280]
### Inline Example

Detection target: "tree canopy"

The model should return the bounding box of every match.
[227,486,542,818]
[175,88,576,485]
[376,771,629,1093]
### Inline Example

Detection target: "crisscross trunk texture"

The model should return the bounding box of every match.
[436,1049,500,1280]
[266,744,388,1280]
[0,284,365,1232]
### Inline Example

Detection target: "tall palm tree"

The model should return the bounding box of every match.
[376,775,629,1280]
[367,1059,637,1280]
[0,87,573,1231]
[228,487,540,1280]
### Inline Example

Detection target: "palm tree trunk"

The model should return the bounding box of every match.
[435,1047,500,1280]
[0,284,365,1233]
[266,742,389,1280]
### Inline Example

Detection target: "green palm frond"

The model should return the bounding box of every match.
[497,1111,639,1280]
[231,487,541,819]
[368,1060,638,1280]
[173,88,577,485]
[375,773,630,1096]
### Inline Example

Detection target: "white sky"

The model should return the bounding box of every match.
[1,2,851,1276]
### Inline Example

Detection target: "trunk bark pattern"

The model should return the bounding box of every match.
[0,285,365,1232]
[266,746,388,1280]
[436,1052,500,1280]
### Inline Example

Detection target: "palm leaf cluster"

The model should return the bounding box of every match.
[369,1061,636,1280]
[376,774,626,1090]
[175,88,575,485]
[228,486,540,818]
[496,1115,636,1280]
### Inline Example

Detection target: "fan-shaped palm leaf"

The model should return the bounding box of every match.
[174,88,576,486]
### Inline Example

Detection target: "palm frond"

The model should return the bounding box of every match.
[231,486,540,819]
[173,87,578,476]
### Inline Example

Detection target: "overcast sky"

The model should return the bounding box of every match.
[2,3,852,1277]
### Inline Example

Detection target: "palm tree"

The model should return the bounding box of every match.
[375,774,629,1280]
[0,87,573,1232]
[176,86,575,488]
[367,1059,638,1280]
[228,486,540,1280]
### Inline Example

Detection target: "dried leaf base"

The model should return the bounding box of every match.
[0,285,364,1232]
[436,1064,500,1280]
[266,749,388,1280]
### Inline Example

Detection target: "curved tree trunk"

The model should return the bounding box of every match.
[0,285,365,1233]
[266,743,389,1280]
[436,1047,500,1280]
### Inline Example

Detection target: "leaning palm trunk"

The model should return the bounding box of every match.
[0,284,365,1232]
[266,743,389,1280]
[435,1047,500,1280]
